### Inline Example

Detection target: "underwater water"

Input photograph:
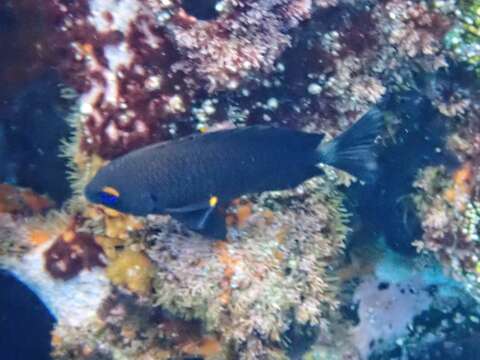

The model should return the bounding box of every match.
[1,1,480,359]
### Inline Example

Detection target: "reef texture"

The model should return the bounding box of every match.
[1,0,480,359]
[413,85,480,300]
[148,179,347,358]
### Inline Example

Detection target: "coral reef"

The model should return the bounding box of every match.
[43,0,315,159]
[414,136,480,299]
[303,240,478,360]
[0,184,54,216]
[148,178,347,358]
[411,62,480,302]
[2,0,480,359]
[444,0,480,76]
[167,0,312,92]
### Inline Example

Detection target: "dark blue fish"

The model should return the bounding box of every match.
[85,109,383,239]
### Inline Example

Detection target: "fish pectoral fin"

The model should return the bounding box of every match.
[169,196,227,239]
[165,196,219,214]
[165,202,210,213]
[171,208,227,239]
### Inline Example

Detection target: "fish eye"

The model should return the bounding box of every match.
[99,186,120,206]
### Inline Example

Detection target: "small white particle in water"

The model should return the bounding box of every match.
[167,95,185,113]
[145,75,162,91]
[307,83,322,95]
[106,122,119,141]
[203,101,216,115]
[157,11,171,23]
[168,123,177,135]
[266,98,279,110]
[227,80,239,90]
[80,103,94,115]
[215,1,225,12]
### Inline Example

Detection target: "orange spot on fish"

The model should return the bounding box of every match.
[102,186,120,197]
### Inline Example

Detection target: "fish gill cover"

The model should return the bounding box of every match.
[0,0,479,360]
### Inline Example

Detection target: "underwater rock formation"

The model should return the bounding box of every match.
[444,0,480,76]
[1,0,480,359]
[413,80,480,301]
[147,178,347,358]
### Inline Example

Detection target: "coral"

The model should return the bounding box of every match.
[381,0,450,58]
[45,0,195,159]
[41,0,314,160]
[51,291,226,360]
[4,0,480,359]
[167,0,312,92]
[106,249,154,296]
[0,214,30,258]
[305,238,477,360]
[413,84,480,299]
[0,184,54,216]
[348,249,477,360]
[414,164,480,297]
[0,186,59,258]
[444,0,480,76]
[147,178,347,358]
[44,230,105,280]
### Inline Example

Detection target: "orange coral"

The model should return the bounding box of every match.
[453,162,473,187]
[214,241,241,305]
[0,184,54,215]
[443,162,474,211]
[225,200,253,228]
[84,204,144,258]
[235,202,253,227]
[180,337,222,358]
[99,205,143,239]
[28,228,52,245]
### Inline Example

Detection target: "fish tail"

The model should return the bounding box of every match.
[316,108,383,183]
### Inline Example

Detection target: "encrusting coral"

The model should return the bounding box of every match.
[2,0,480,359]
[414,106,480,300]
[148,178,348,358]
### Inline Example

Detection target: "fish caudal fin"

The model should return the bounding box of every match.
[316,108,383,183]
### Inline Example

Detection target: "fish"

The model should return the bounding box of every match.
[85,108,383,239]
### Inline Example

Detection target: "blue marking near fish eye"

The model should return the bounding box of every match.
[100,191,119,205]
